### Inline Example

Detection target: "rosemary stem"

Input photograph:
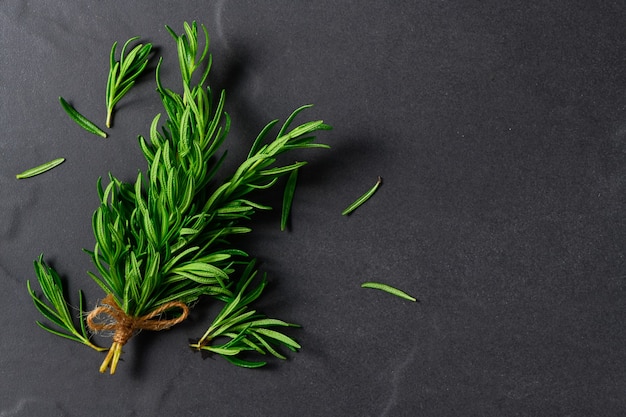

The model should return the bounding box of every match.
[99,345,115,373]
[99,342,123,374]
[110,342,123,374]
[194,330,213,347]
[106,109,113,128]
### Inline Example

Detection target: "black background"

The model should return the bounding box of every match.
[1,1,625,416]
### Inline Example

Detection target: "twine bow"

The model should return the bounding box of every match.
[86,293,189,374]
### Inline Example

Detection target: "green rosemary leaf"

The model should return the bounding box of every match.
[105,37,152,127]
[176,262,229,280]
[59,96,107,138]
[341,176,383,216]
[260,161,308,176]
[276,104,313,138]
[16,157,65,179]
[205,346,246,356]
[243,318,296,328]
[255,328,301,350]
[248,120,279,158]
[222,355,267,368]
[247,177,279,190]
[34,321,86,344]
[361,281,417,302]
[281,168,299,231]
[250,332,287,359]
[29,290,67,328]
[212,310,258,336]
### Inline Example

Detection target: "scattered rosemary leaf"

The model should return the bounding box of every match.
[342,176,382,215]
[59,97,107,138]
[281,167,299,231]
[105,37,153,128]
[16,158,65,179]
[361,281,417,302]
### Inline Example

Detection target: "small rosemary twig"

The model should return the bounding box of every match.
[27,256,106,351]
[105,37,152,128]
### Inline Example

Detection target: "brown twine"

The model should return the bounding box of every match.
[86,294,189,346]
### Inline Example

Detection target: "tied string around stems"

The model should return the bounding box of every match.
[87,293,189,374]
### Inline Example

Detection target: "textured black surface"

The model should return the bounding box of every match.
[1,1,626,416]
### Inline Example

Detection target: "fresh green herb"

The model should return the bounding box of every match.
[105,37,152,128]
[59,96,107,138]
[16,157,65,179]
[29,21,330,374]
[281,167,299,231]
[190,259,300,367]
[27,256,106,351]
[361,281,417,302]
[342,176,382,215]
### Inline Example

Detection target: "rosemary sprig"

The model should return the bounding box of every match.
[16,158,65,179]
[190,260,300,367]
[29,21,330,374]
[342,176,382,215]
[27,256,105,351]
[361,281,417,302]
[59,97,107,138]
[105,37,152,128]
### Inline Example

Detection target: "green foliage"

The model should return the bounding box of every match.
[59,96,107,137]
[361,281,417,302]
[191,260,300,367]
[27,256,105,351]
[29,21,330,371]
[16,158,65,179]
[342,176,382,215]
[105,37,153,127]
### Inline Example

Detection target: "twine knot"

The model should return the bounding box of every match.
[87,293,189,346]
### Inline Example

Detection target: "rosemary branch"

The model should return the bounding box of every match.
[105,37,152,128]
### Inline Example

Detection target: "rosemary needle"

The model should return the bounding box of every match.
[59,97,107,138]
[281,167,299,231]
[342,176,382,215]
[16,158,65,179]
[361,282,417,302]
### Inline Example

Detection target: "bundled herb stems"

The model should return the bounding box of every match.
[28,22,330,374]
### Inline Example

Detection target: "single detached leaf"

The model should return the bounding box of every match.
[59,97,107,137]
[342,176,382,215]
[16,158,65,179]
[361,281,417,302]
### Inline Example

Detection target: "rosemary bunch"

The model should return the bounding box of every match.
[28,21,330,374]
